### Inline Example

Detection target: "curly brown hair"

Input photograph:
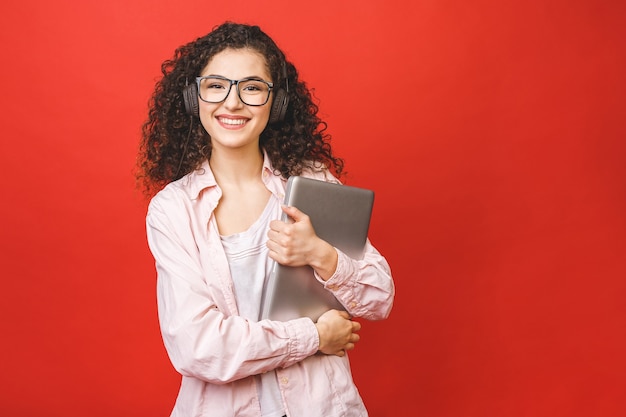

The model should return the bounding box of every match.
[136,22,344,196]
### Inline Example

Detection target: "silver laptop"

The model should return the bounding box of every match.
[260,176,374,322]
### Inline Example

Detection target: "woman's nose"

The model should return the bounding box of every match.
[223,84,244,109]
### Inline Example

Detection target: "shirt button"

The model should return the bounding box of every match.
[280,377,289,385]
[349,301,358,309]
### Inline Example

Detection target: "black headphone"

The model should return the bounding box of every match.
[182,63,289,124]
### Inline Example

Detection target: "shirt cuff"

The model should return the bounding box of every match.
[283,317,319,365]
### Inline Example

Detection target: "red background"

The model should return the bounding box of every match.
[1,0,625,416]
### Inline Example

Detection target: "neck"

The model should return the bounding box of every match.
[209,146,264,185]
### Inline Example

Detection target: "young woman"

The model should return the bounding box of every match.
[137,22,395,417]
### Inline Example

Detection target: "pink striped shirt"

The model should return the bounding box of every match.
[146,153,395,416]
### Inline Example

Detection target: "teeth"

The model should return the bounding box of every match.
[220,118,246,125]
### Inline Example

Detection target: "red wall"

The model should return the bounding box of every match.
[1,0,625,416]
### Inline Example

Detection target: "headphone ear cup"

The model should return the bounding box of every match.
[269,88,289,124]
[183,83,199,117]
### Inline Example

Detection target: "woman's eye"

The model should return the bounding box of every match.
[242,82,265,92]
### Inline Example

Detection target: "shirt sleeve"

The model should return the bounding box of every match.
[315,240,395,321]
[146,194,319,385]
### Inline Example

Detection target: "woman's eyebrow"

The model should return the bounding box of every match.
[203,74,270,80]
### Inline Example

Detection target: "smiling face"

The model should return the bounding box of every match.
[198,48,273,154]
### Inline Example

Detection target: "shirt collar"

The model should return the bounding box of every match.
[180,149,285,200]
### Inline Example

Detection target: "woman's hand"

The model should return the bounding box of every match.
[315,309,361,356]
[267,205,338,280]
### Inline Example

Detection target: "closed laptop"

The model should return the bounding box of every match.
[260,176,374,321]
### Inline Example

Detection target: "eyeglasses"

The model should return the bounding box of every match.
[195,76,274,106]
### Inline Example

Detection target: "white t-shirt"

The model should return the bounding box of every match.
[221,195,284,417]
